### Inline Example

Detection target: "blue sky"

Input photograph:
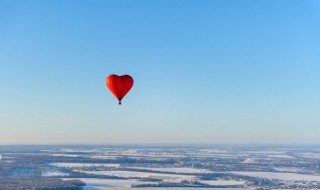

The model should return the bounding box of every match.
[0,0,319,144]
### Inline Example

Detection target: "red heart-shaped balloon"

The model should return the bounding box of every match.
[106,74,134,105]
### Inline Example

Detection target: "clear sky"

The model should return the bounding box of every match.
[1,0,320,145]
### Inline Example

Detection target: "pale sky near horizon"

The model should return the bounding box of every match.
[0,0,320,144]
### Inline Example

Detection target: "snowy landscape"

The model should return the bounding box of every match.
[0,145,320,189]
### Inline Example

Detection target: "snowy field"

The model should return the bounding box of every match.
[231,171,320,181]
[90,155,119,159]
[63,178,247,190]
[129,167,213,174]
[63,178,155,189]
[50,162,121,168]
[199,180,245,186]
[75,170,197,183]
[48,154,81,157]
[42,170,69,177]
[296,153,320,159]
[2,145,319,189]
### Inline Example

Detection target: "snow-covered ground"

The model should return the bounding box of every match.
[296,153,320,159]
[59,148,100,153]
[244,150,287,154]
[243,158,255,163]
[63,178,155,189]
[231,171,320,181]
[42,170,69,177]
[129,167,213,174]
[196,149,228,153]
[75,170,197,183]
[273,167,305,173]
[90,155,119,159]
[200,180,245,186]
[48,154,81,157]
[266,154,294,159]
[63,178,247,190]
[50,162,120,168]
[5,146,319,189]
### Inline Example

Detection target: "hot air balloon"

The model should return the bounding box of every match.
[106,74,134,105]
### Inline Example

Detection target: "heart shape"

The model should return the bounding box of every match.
[106,74,134,105]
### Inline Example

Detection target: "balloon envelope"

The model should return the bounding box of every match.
[106,74,134,104]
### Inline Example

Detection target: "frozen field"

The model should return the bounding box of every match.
[128,167,213,174]
[63,178,155,189]
[63,178,247,190]
[231,171,320,181]
[50,162,121,168]
[75,170,197,182]
[1,145,319,189]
